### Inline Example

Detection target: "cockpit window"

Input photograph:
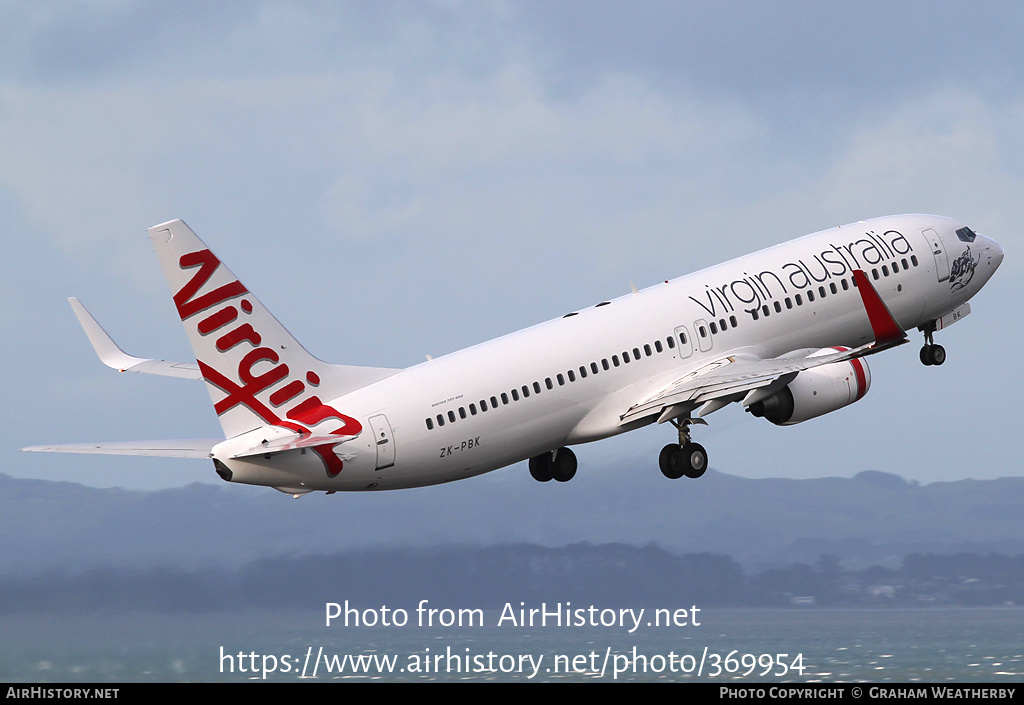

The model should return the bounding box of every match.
[956,226,977,243]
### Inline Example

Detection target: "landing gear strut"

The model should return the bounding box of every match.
[529,447,577,482]
[659,417,708,480]
[919,322,946,366]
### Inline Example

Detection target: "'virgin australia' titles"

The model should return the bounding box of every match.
[690,228,914,319]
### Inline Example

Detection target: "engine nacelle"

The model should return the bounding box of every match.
[747,349,871,426]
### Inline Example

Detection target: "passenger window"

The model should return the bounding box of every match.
[426,418,434,430]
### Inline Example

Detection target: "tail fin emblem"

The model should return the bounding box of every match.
[176,248,361,477]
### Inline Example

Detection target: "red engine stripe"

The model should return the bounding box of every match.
[849,356,868,401]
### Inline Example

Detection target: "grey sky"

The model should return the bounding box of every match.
[4,1,1021,490]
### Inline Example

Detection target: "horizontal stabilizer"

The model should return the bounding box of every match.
[20,439,218,458]
[228,431,360,458]
[69,298,202,379]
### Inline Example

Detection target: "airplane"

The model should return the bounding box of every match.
[22,214,1003,496]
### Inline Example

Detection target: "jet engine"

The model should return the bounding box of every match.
[746,350,871,426]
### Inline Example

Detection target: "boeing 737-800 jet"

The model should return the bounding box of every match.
[22,215,1003,496]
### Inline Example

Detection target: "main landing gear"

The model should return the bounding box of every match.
[659,417,708,480]
[529,447,577,482]
[919,322,946,366]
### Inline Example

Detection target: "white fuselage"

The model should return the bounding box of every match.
[216,214,1003,492]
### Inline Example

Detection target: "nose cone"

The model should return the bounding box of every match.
[980,233,1004,272]
[991,237,1005,269]
[970,233,1004,293]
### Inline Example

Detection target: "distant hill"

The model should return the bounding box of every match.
[3,467,1024,578]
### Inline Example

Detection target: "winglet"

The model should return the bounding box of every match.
[69,297,149,372]
[852,270,905,345]
[68,297,202,379]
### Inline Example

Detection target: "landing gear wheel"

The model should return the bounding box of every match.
[528,454,553,482]
[660,443,684,479]
[681,442,708,479]
[551,448,577,482]
[920,344,946,366]
[919,323,946,366]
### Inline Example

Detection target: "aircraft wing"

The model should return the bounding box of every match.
[621,269,908,426]
[68,297,202,379]
[619,342,897,425]
[19,439,218,458]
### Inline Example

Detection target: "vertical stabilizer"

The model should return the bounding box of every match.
[148,220,397,442]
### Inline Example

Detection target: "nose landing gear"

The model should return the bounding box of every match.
[919,323,946,366]
[659,417,708,479]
